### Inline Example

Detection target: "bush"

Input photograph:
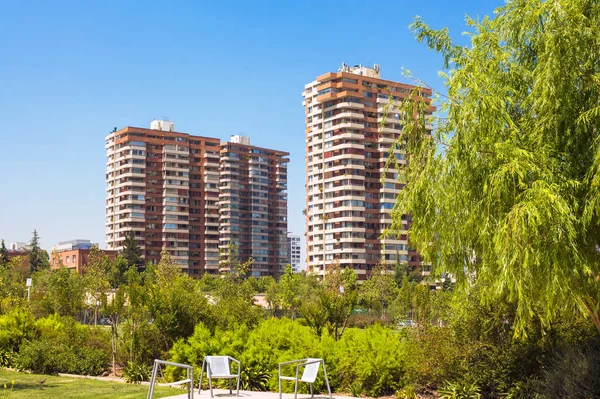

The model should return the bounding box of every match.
[0,308,38,352]
[438,381,481,399]
[0,349,14,368]
[14,314,109,375]
[123,361,152,384]
[16,338,108,375]
[239,363,270,391]
[334,325,407,396]
[506,378,542,399]
[169,319,408,396]
[538,337,600,399]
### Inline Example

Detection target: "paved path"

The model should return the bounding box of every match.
[162,388,350,399]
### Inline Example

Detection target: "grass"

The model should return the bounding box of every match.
[0,369,184,399]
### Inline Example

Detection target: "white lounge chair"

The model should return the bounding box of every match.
[278,358,331,399]
[199,356,241,397]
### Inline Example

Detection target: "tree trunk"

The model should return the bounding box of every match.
[110,315,119,376]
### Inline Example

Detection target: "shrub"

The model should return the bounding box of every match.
[396,385,417,399]
[16,338,109,375]
[505,378,542,399]
[123,361,152,384]
[438,381,481,399]
[72,347,109,375]
[14,315,110,376]
[0,349,14,368]
[239,363,270,391]
[538,337,600,399]
[16,338,64,374]
[0,308,38,352]
[348,381,363,397]
[168,319,414,396]
[334,325,407,396]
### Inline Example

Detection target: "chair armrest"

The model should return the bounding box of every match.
[279,359,308,380]
[297,359,322,367]
[229,357,241,376]
[278,359,308,366]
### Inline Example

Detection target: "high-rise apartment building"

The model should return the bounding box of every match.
[287,233,301,273]
[302,64,432,279]
[105,121,289,277]
[219,135,289,277]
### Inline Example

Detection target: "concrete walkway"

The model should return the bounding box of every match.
[162,388,351,399]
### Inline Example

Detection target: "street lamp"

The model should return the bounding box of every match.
[26,278,32,302]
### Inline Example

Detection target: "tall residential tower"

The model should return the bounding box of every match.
[302,64,431,279]
[105,121,289,277]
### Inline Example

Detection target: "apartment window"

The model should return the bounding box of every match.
[66,256,70,264]
[73,255,77,263]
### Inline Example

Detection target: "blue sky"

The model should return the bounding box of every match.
[0,0,501,256]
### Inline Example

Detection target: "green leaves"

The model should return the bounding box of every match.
[390,0,600,335]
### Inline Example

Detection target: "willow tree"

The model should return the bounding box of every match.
[388,0,600,334]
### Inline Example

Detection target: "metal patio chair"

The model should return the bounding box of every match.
[199,356,241,397]
[278,358,331,399]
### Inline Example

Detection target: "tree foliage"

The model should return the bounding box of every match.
[122,231,144,271]
[28,230,42,274]
[0,240,8,266]
[389,0,600,334]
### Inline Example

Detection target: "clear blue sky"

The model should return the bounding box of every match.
[0,0,501,257]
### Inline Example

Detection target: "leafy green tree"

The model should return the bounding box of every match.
[212,274,264,329]
[388,0,600,333]
[103,285,125,376]
[122,231,143,271]
[320,262,358,340]
[0,240,8,266]
[84,246,111,325]
[278,265,302,319]
[359,263,398,318]
[390,275,413,321]
[148,249,212,352]
[109,255,130,288]
[197,272,217,292]
[47,268,85,317]
[219,242,254,280]
[28,230,42,274]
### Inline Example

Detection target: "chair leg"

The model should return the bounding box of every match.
[322,362,332,399]
[229,378,232,395]
[188,368,193,399]
[279,378,282,399]
[199,360,205,395]
[209,376,214,398]
[310,383,314,398]
[294,379,299,399]
[236,375,240,396]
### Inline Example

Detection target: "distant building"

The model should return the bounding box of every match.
[287,234,301,273]
[50,239,117,274]
[105,121,289,278]
[10,242,29,251]
[303,63,432,279]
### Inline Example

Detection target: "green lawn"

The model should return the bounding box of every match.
[0,369,184,399]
